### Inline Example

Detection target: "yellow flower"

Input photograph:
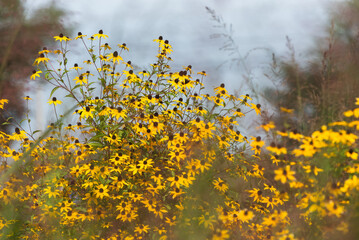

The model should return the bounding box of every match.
[247,188,263,202]
[274,165,296,184]
[23,96,32,100]
[101,43,111,50]
[197,71,207,76]
[134,224,150,234]
[53,49,63,54]
[326,200,344,217]
[213,177,228,192]
[93,29,108,39]
[43,186,60,198]
[47,97,62,106]
[212,229,230,240]
[111,107,127,120]
[75,31,87,40]
[118,43,129,51]
[70,63,83,70]
[53,33,71,42]
[30,70,42,80]
[79,106,95,119]
[38,47,51,54]
[11,127,27,141]
[107,51,123,64]
[280,107,294,113]
[33,53,49,65]
[250,103,261,115]
[214,84,229,97]
[238,209,254,223]
[346,149,358,160]
[169,187,184,199]
[74,75,88,85]
[138,158,154,170]
[0,99,8,109]
[260,121,275,131]
[278,233,296,240]
[93,184,110,199]
[302,165,323,176]
[266,143,287,155]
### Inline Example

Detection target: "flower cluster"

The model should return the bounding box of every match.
[0,31,358,240]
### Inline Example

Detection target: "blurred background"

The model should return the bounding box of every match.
[0,0,356,135]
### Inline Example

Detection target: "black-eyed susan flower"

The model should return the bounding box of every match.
[274,165,296,184]
[53,33,71,42]
[278,233,296,240]
[111,107,127,120]
[33,53,49,65]
[250,103,261,115]
[169,187,184,199]
[38,47,51,54]
[93,29,108,39]
[237,209,254,223]
[346,148,358,160]
[197,71,207,76]
[70,63,83,70]
[138,158,153,170]
[260,121,275,131]
[75,32,87,40]
[134,224,150,234]
[30,70,42,80]
[43,186,60,198]
[93,184,109,199]
[78,106,95,119]
[325,200,344,217]
[213,177,229,192]
[266,143,287,155]
[168,175,183,188]
[212,229,230,240]
[118,43,129,51]
[247,188,263,203]
[11,127,27,141]
[151,205,168,219]
[74,75,88,85]
[0,99,8,109]
[107,50,123,64]
[47,97,62,106]
[100,43,111,50]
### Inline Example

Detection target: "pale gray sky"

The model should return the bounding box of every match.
[23,0,342,129]
[24,0,336,84]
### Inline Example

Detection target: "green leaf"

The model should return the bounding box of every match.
[32,130,41,135]
[72,84,82,90]
[50,87,60,98]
